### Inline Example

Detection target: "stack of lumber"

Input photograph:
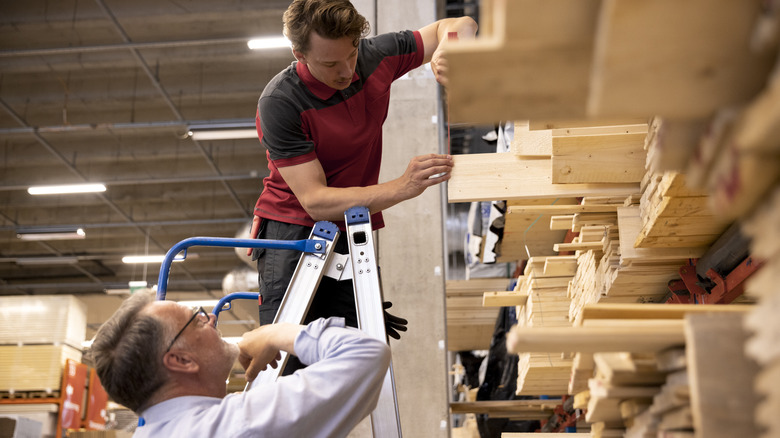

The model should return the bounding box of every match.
[632,347,691,438]
[506,304,758,437]
[0,295,86,396]
[512,257,575,396]
[446,278,511,351]
[498,198,578,263]
[742,186,780,438]
[635,171,728,249]
[585,352,665,437]
[565,203,697,323]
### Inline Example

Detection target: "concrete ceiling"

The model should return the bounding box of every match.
[0,0,298,308]
[0,0,317,340]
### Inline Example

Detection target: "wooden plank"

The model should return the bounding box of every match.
[530,119,647,130]
[544,256,578,276]
[446,0,601,123]
[447,324,495,352]
[509,204,620,215]
[554,241,603,252]
[511,121,552,157]
[506,322,685,354]
[446,278,512,297]
[685,313,760,438]
[549,215,574,230]
[448,153,639,203]
[551,133,647,183]
[483,291,528,307]
[579,303,752,323]
[588,0,775,118]
[551,123,648,137]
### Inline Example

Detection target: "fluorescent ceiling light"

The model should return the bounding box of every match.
[122,254,185,264]
[187,122,257,141]
[247,36,291,50]
[188,129,257,140]
[17,227,86,241]
[28,183,106,195]
[121,253,193,264]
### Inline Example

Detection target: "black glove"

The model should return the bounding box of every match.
[383,301,408,340]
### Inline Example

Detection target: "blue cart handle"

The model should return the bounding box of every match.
[212,292,260,323]
[156,236,326,300]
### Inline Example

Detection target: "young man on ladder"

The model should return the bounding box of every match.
[248,0,477,365]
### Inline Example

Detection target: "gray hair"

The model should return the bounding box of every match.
[89,291,171,412]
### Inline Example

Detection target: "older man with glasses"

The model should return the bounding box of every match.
[89,290,391,437]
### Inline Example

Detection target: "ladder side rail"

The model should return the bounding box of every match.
[345,207,403,438]
[252,221,341,386]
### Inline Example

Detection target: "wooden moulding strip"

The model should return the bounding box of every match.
[483,291,529,307]
[578,303,752,323]
[447,153,639,203]
[506,322,685,354]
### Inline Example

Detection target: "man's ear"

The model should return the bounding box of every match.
[163,351,199,374]
[292,48,307,64]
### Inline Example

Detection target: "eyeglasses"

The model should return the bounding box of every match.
[165,306,210,353]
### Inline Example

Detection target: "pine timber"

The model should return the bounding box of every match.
[511,121,552,157]
[685,313,760,438]
[529,119,647,130]
[550,123,648,137]
[446,279,509,351]
[549,215,574,231]
[544,256,578,276]
[578,303,752,324]
[552,133,647,183]
[482,291,528,307]
[498,199,574,262]
[617,207,707,263]
[509,204,620,215]
[447,153,639,203]
[554,241,603,252]
[506,321,685,354]
[588,0,775,118]
[449,400,557,420]
[446,0,600,123]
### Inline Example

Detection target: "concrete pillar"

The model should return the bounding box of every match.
[349,2,450,437]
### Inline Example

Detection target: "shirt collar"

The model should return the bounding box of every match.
[295,61,358,100]
[139,396,219,425]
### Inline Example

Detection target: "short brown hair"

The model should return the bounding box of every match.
[283,0,370,53]
[89,291,171,412]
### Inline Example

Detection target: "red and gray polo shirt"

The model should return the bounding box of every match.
[254,30,425,230]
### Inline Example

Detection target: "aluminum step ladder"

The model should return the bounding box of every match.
[254,206,402,438]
